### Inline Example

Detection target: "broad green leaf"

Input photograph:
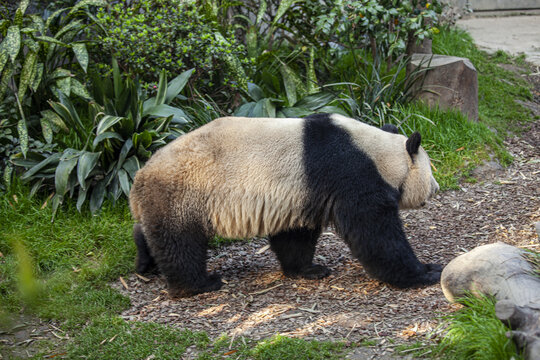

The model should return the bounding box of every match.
[234,102,256,117]
[122,156,140,180]
[14,9,23,26]
[279,107,312,118]
[55,155,78,196]
[256,0,267,25]
[247,82,265,101]
[317,105,349,116]
[56,93,86,134]
[45,8,66,30]
[280,64,297,106]
[70,78,91,99]
[3,165,13,188]
[56,77,71,97]
[93,131,123,147]
[51,194,63,222]
[118,168,131,197]
[280,63,306,99]
[143,104,188,124]
[77,151,101,189]
[5,25,21,63]
[18,50,37,100]
[50,68,72,80]
[20,153,62,180]
[165,68,194,103]
[116,139,133,172]
[76,187,88,212]
[246,26,258,59]
[17,119,29,158]
[19,0,30,14]
[29,14,45,34]
[41,109,69,132]
[30,63,44,91]
[0,48,9,75]
[54,19,83,41]
[34,36,67,47]
[0,62,13,100]
[40,116,53,143]
[96,115,124,135]
[69,0,107,15]
[295,92,335,110]
[72,43,88,72]
[89,179,106,214]
[273,0,296,24]
[307,47,319,94]
[132,131,153,149]
[112,58,122,102]
[154,70,167,106]
[29,178,43,198]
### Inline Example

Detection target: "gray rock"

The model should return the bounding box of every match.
[471,160,504,180]
[535,221,540,237]
[410,54,478,121]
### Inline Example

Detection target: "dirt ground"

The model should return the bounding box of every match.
[111,68,540,357]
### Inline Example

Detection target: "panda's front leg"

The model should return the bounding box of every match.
[269,227,331,279]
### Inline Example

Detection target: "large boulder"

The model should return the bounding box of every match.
[410,54,478,121]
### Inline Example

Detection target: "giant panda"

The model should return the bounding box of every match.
[129,113,441,297]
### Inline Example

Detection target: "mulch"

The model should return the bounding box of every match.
[112,68,540,354]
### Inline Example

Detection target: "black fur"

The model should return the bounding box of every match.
[406,132,421,157]
[269,227,330,279]
[134,223,157,274]
[141,214,222,297]
[381,124,399,134]
[301,114,440,288]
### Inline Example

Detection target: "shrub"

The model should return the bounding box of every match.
[10,61,195,217]
[96,0,249,93]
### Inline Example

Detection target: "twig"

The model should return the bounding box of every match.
[119,276,129,290]
[346,324,357,339]
[249,283,282,295]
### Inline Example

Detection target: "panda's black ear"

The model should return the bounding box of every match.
[381,124,399,134]
[406,132,421,157]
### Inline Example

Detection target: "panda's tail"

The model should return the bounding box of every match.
[133,223,158,274]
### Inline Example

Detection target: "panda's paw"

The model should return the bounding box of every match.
[201,273,224,292]
[300,264,332,280]
[425,263,443,272]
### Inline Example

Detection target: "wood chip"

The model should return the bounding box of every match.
[256,245,270,254]
[248,283,283,295]
[119,276,129,290]
[135,273,151,282]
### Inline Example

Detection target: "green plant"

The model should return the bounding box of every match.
[10,61,194,217]
[96,0,249,94]
[330,50,430,127]
[438,295,523,360]
[234,82,343,118]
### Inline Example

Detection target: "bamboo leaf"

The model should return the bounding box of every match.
[72,43,88,72]
[17,119,29,158]
[18,50,37,100]
[77,151,101,189]
[6,25,21,63]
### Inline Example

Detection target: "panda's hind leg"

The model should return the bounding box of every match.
[144,220,222,297]
[269,227,331,279]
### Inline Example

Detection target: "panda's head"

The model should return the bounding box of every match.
[398,131,439,209]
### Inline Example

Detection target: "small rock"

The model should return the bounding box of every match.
[535,222,540,238]
[471,160,504,180]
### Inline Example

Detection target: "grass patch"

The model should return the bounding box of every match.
[400,103,510,189]
[432,27,533,134]
[437,295,523,360]
[0,185,135,329]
